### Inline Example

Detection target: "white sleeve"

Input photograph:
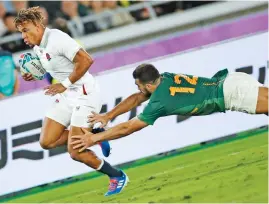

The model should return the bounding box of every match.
[55,32,82,62]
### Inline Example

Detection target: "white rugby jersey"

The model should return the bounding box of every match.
[33,27,95,91]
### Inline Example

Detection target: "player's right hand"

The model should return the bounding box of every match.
[22,73,35,81]
[88,111,109,128]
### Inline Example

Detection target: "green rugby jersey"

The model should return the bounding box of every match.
[138,69,228,125]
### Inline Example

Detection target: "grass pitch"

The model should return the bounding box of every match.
[4,129,268,203]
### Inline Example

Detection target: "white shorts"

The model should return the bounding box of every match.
[223,72,262,114]
[45,82,102,128]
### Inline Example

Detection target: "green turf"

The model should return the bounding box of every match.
[6,131,268,203]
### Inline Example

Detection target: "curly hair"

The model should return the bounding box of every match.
[14,6,44,28]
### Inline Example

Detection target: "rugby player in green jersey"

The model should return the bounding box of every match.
[71,63,268,151]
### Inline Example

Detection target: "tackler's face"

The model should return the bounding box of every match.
[135,79,151,95]
[17,21,43,47]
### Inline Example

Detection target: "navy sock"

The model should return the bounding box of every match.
[98,160,123,177]
[92,127,105,134]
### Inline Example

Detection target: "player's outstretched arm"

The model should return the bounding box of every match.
[88,92,149,128]
[71,117,148,152]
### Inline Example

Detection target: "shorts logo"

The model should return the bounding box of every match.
[76,106,80,110]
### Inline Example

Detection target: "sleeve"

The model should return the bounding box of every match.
[55,32,82,62]
[137,100,165,125]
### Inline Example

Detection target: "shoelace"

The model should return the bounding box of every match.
[108,179,118,191]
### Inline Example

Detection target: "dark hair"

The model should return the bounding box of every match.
[3,12,17,21]
[133,63,160,84]
[14,7,44,28]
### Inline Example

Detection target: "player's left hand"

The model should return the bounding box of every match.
[71,128,97,152]
[44,83,67,96]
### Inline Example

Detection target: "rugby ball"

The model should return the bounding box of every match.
[19,53,46,80]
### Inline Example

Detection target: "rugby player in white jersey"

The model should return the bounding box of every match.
[14,7,128,196]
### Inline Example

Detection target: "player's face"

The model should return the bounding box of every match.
[135,79,151,95]
[17,21,43,47]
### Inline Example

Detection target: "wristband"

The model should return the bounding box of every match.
[61,78,72,88]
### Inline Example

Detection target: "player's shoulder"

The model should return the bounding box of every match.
[49,28,72,41]
[161,72,175,78]
[46,29,76,49]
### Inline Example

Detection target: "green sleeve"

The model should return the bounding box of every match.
[137,100,165,125]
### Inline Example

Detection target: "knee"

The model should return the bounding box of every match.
[68,145,80,161]
[39,139,53,150]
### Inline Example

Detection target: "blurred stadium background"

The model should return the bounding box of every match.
[0,0,268,203]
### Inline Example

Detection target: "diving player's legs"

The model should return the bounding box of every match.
[223,72,267,115]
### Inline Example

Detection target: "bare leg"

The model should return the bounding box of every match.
[49,130,69,147]
[68,126,102,169]
[68,126,126,196]
[256,87,268,115]
[39,117,68,149]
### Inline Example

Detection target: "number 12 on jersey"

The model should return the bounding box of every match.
[170,74,198,96]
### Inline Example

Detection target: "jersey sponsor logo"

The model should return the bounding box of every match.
[203,82,217,86]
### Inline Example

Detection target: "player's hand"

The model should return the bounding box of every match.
[44,83,67,96]
[22,73,35,81]
[88,111,109,128]
[71,128,97,152]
